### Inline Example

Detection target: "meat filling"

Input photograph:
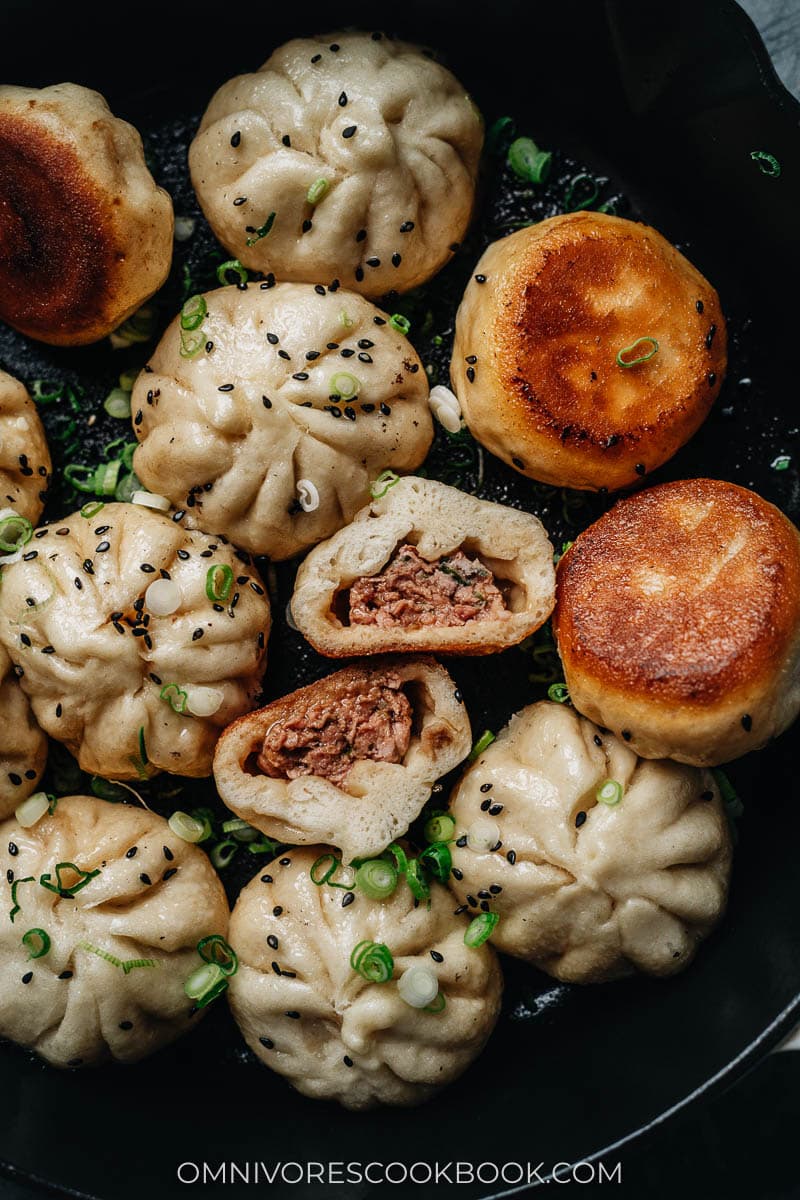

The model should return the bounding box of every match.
[349,544,507,628]
[257,670,412,785]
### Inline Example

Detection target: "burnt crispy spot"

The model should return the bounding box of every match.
[0,113,116,340]
[554,478,800,704]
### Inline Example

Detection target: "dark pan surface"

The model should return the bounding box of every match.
[1,1,799,1195]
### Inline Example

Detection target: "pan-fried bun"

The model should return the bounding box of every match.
[553,479,800,765]
[451,212,726,491]
[0,643,46,817]
[214,656,471,863]
[291,476,555,657]
[0,83,173,346]
[0,371,51,522]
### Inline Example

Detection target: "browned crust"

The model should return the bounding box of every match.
[0,112,118,343]
[454,212,726,490]
[553,478,800,705]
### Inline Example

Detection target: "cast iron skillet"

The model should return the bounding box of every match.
[1,1,799,1196]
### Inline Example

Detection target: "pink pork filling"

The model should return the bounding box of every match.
[349,544,507,628]
[257,671,412,786]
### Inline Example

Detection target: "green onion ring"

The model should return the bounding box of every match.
[547,682,570,704]
[389,313,411,336]
[423,813,456,844]
[180,294,208,332]
[350,939,394,983]
[210,840,238,870]
[197,934,238,977]
[329,372,361,400]
[464,912,500,948]
[423,991,447,1014]
[245,214,276,247]
[405,858,430,901]
[355,859,398,900]
[508,136,552,184]
[179,328,206,359]
[418,842,452,883]
[9,877,34,922]
[216,259,249,286]
[369,470,399,499]
[22,928,51,959]
[104,388,132,419]
[160,683,188,714]
[616,337,659,368]
[206,563,234,603]
[306,179,329,205]
[596,779,623,806]
[310,853,338,885]
[184,961,228,1008]
[39,863,101,897]
[0,514,34,554]
[168,811,207,843]
[383,843,409,876]
[564,172,599,211]
[750,150,781,178]
[80,501,105,519]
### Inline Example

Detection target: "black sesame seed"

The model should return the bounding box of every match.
[342,125,357,139]
[361,403,375,413]
[489,804,504,816]
[342,892,355,907]
[59,970,73,980]
[456,835,467,848]
[705,324,717,349]
[466,367,475,383]
[355,267,364,282]
[700,790,714,801]
[233,196,247,206]
[285,1011,301,1019]
[278,349,291,360]
[8,843,18,856]
[741,714,752,731]
[231,131,241,147]
[260,1036,275,1049]
[261,874,273,884]
[119,1020,134,1031]
[267,934,279,950]
[21,972,33,985]
[74,578,83,590]
[273,905,283,916]
[302,219,312,233]
[480,799,491,812]
[454,689,463,703]
[465,355,478,364]
[292,372,309,381]
[489,884,502,895]
[593,735,603,747]
[344,407,356,421]
[139,873,151,885]
[452,867,463,881]
[454,904,468,915]
[126,846,138,858]
[696,299,704,313]
[621,730,632,742]
[22,550,37,560]
[338,91,348,106]
[466,895,478,907]
[634,463,646,476]
[366,257,380,268]
[134,410,143,426]
[163,867,178,882]
[343,1055,353,1067]
[139,563,156,573]
[20,634,31,647]
[271,961,282,976]
[478,890,490,900]
[479,782,493,793]
[400,221,414,233]
[480,900,491,913]
[380,403,391,417]
[430,950,444,963]
[475,274,487,283]
[708,373,717,386]
[575,812,587,828]
[96,541,110,553]
[218,383,234,392]
[507,850,517,865]
[512,457,525,470]
[192,629,204,641]
[340,348,355,358]
[358,352,372,364]
[356,229,367,242]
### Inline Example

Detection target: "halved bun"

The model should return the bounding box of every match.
[553,478,800,765]
[291,476,555,656]
[451,212,726,491]
[213,656,471,862]
[0,83,173,345]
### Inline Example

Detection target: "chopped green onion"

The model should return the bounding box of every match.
[309,853,356,890]
[221,817,260,843]
[180,328,206,359]
[95,460,122,496]
[104,388,132,419]
[486,115,515,153]
[9,877,34,922]
[184,961,228,1008]
[90,776,129,802]
[63,464,97,494]
[247,838,280,856]
[306,179,329,205]
[138,727,148,765]
[210,840,238,869]
[464,911,499,947]
[188,808,215,842]
[339,310,353,329]
[547,682,570,704]
[423,813,455,844]
[79,941,122,968]
[397,964,439,1008]
[22,928,50,959]
[750,150,781,178]
[405,858,430,901]
[329,372,360,400]
[355,859,398,900]
[245,214,276,247]
[80,501,105,519]
[121,957,157,975]
[180,294,208,332]
[389,313,411,336]
[39,862,101,897]
[206,563,234,603]
[383,843,409,876]
[14,792,50,828]
[596,779,623,806]
[370,470,399,499]
[168,811,207,843]
[423,992,446,1013]
[115,471,141,504]
[419,842,452,883]
[564,173,599,211]
[30,380,64,404]
[350,939,394,983]
[197,934,238,977]
[469,730,496,762]
[772,455,791,471]
[119,368,139,391]
[217,259,249,286]
[0,514,33,554]
[616,336,659,368]
[160,683,188,714]
[109,305,155,349]
[508,136,552,184]
[712,768,744,828]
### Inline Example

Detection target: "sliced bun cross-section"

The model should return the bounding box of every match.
[131,282,433,560]
[0,796,229,1067]
[227,849,502,1108]
[189,32,483,297]
[0,84,173,346]
[553,479,800,765]
[447,701,732,983]
[291,476,555,656]
[214,656,471,862]
[451,212,726,491]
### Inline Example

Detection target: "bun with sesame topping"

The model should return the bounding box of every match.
[0,643,46,819]
[188,32,483,297]
[553,479,800,765]
[451,212,726,491]
[227,847,502,1108]
[0,504,270,780]
[447,701,732,984]
[0,795,229,1067]
[0,371,52,524]
[131,282,433,560]
[0,84,173,346]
